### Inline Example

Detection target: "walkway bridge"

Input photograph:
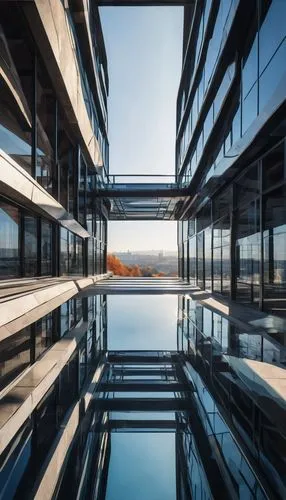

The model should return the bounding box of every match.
[96,1,191,5]
[95,174,191,220]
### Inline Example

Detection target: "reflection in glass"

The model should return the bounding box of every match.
[259,0,286,75]
[41,221,52,276]
[189,236,196,285]
[204,228,212,290]
[263,186,286,316]
[0,201,20,277]
[34,313,53,360]
[259,40,286,112]
[197,232,204,289]
[0,326,31,392]
[236,201,260,306]
[60,228,69,276]
[24,214,38,277]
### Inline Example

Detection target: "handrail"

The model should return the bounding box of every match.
[104,173,179,186]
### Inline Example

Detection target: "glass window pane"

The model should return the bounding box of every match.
[24,214,38,277]
[259,40,286,112]
[242,83,258,135]
[197,232,204,289]
[263,186,286,316]
[189,236,196,285]
[262,142,285,189]
[242,35,258,99]
[0,201,20,277]
[60,228,69,276]
[35,313,53,360]
[259,0,286,75]
[236,201,260,307]
[41,221,52,276]
[0,28,32,175]
[204,228,212,290]
[196,202,211,232]
[0,326,31,391]
[235,164,259,208]
[36,64,55,194]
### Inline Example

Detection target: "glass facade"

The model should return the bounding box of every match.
[179,139,286,314]
[0,201,20,278]
[0,195,106,279]
[0,292,108,498]
[177,1,286,320]
[0,2,108,280]
[0,9,33,176]
[177,0,286,187]
[177,295,286,498]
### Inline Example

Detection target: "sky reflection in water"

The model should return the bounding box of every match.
[107,295,178,350]
[105,433,176,500]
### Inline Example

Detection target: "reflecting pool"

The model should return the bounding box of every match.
[107,295,178,350]
[0,289,285,499]
[105,433,176,500]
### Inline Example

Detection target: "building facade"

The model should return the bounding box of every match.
[177,0,286,318]
[0,0,109,280]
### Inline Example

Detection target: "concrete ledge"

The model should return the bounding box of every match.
[0,149,90,239]
[0,273,111,342]
[0,282,77,331]
[224,357,286,435]
[76,277,94,290]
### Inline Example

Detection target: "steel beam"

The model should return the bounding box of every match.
[99,382,190,391]
[96,1,189,5]
[93,398,192,411]
[108,419,178,430]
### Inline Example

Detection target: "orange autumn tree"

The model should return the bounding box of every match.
[107,254,168,277]
[107,254,143,276]
[107,254,128,275]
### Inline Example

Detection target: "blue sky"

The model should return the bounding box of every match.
[100,7,183,251]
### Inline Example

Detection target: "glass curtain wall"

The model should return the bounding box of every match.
[184,138,286,316]
[23,214,38,277]
[177,0,286,190]
[0,197,54,279]
[262,143,286,315]
[36,60,55,193]
[0,201,20,278]
[41,221,52,276]
[0,8,33,176]
[0,4,109,281]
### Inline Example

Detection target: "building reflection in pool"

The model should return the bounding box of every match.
[0,294,285,499]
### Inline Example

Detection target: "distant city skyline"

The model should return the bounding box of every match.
[100,6,183,253]
[113,249,177,256]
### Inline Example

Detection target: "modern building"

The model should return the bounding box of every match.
[0,1,286,499]
[177,0,286,318]
[0,0,109,280]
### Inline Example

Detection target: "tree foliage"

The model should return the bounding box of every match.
[107,254,167,277]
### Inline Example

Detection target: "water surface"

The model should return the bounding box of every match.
[107,295,178,350]
[105,433,176,500]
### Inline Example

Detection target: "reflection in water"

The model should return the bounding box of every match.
[107,295,178,350]
[106,433,176,500]
[0,292,285,499]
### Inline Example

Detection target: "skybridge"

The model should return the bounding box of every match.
[96,174,191,220]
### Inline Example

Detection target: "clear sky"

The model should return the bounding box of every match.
[100,6,183,252]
